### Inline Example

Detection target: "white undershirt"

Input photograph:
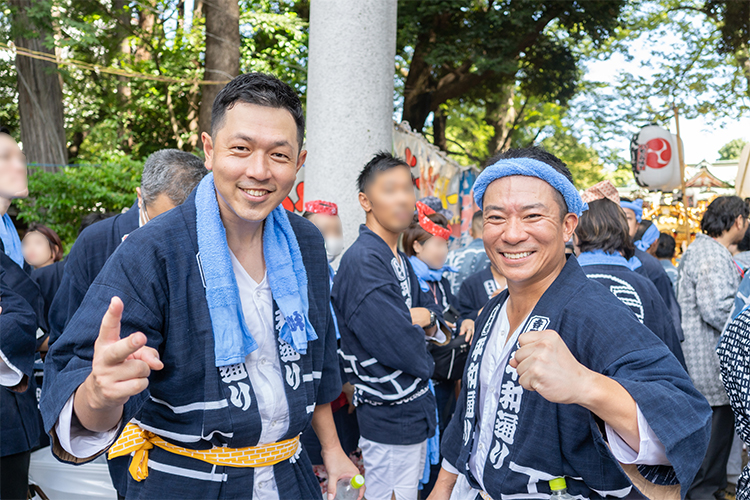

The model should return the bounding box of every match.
[53,250,290,499]
[442,301,669,490]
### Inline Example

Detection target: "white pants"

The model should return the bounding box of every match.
[359,436,427,500]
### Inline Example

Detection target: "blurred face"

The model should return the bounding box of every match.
[359,166,416,233]
[22,231,54,268]
[482,176,577,287]
[622,208,639,238]
[413,235,449,269]
[203,103,305,226]
[308,213,344,262]
[0,134,28,201]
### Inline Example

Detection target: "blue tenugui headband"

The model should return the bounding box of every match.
[472,157,588,217]
[620,199,643,223]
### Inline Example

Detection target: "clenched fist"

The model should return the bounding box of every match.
[74,297,163,432]
[508,329,593,406]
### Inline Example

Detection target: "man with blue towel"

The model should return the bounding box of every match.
[41,73,362,500]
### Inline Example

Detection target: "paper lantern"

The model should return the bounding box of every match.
[630,124,682,191]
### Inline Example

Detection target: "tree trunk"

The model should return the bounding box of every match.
[738,43,750,100]
[11,0,67,168]
[198,0,240,139]
[432,108,447,151]
[485,85,517,155]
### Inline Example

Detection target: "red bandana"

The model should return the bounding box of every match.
[304,200,338,216]
[416,201,451,241]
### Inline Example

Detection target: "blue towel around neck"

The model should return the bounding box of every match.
[0,213,24,267]
[195,173,317,367]
[577,249,640,271]
[408,255,457,292]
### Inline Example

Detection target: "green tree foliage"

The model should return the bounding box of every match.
[395,0,627,142]
[718,138,749,160]
[14,158,142,250]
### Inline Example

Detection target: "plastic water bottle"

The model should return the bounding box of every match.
[334,474,365,500]
[550,477,575,499]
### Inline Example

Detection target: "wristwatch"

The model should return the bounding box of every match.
[428,311,437,329]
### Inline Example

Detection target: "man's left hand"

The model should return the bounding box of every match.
[322,447,364,500]
[508,329,593,406]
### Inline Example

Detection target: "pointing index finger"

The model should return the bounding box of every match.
[98,297,124,345]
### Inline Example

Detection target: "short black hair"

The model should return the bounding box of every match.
[633,219,653,242]
[0,125,10,135]
[574,199,635,259]
[484,146,574,219]
[357,151,411,193]
[211,73,305,150]
[701,196,750,237]
[655,232,676,259]
[738,226,750,252]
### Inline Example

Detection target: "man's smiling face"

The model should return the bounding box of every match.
[204,102,305,224]
[482,175,577,287]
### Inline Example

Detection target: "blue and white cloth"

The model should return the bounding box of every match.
[472,158,587,217]
[195,173,317,366]
[0,213,24,268]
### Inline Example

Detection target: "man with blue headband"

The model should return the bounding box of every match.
[620,198,684,343]
[429,147,711,500]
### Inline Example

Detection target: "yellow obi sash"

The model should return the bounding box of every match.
[108,422,301,481]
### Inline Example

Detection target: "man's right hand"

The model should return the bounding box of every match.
[73,297,163,432]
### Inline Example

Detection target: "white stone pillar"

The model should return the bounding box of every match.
[304,0,398,254]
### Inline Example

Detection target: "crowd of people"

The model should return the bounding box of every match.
[2,72,750,500]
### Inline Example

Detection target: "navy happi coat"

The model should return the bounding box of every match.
[41,192,341,500]
[633,248,684,342]
[441,256,711,500]
[456,265,498,325]
[332,225,442,445]
[47,202,139,346]
[578,253,686,369]
[0,265,41,457]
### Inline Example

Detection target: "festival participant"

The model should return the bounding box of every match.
[656,232,679,288]
[41,73,361,500]
[403,203,465,433]
[403,203,462,329]
[47,148,208,347]
[717,306,750,500]
[24,225,65,329]
[574,181,685,368]
[621,197,684,341]
[678,196,748,500]
[0,266,41,500]
[446,211,490,295]
[429,147,711,500]
[0,127,28,271]
[456,264,506,342]
[299,200,361,492]
[634,219,660,255]
[332,152,448,500]
[22,224,63,270]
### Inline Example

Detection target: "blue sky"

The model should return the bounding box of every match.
[582,31,750,165]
